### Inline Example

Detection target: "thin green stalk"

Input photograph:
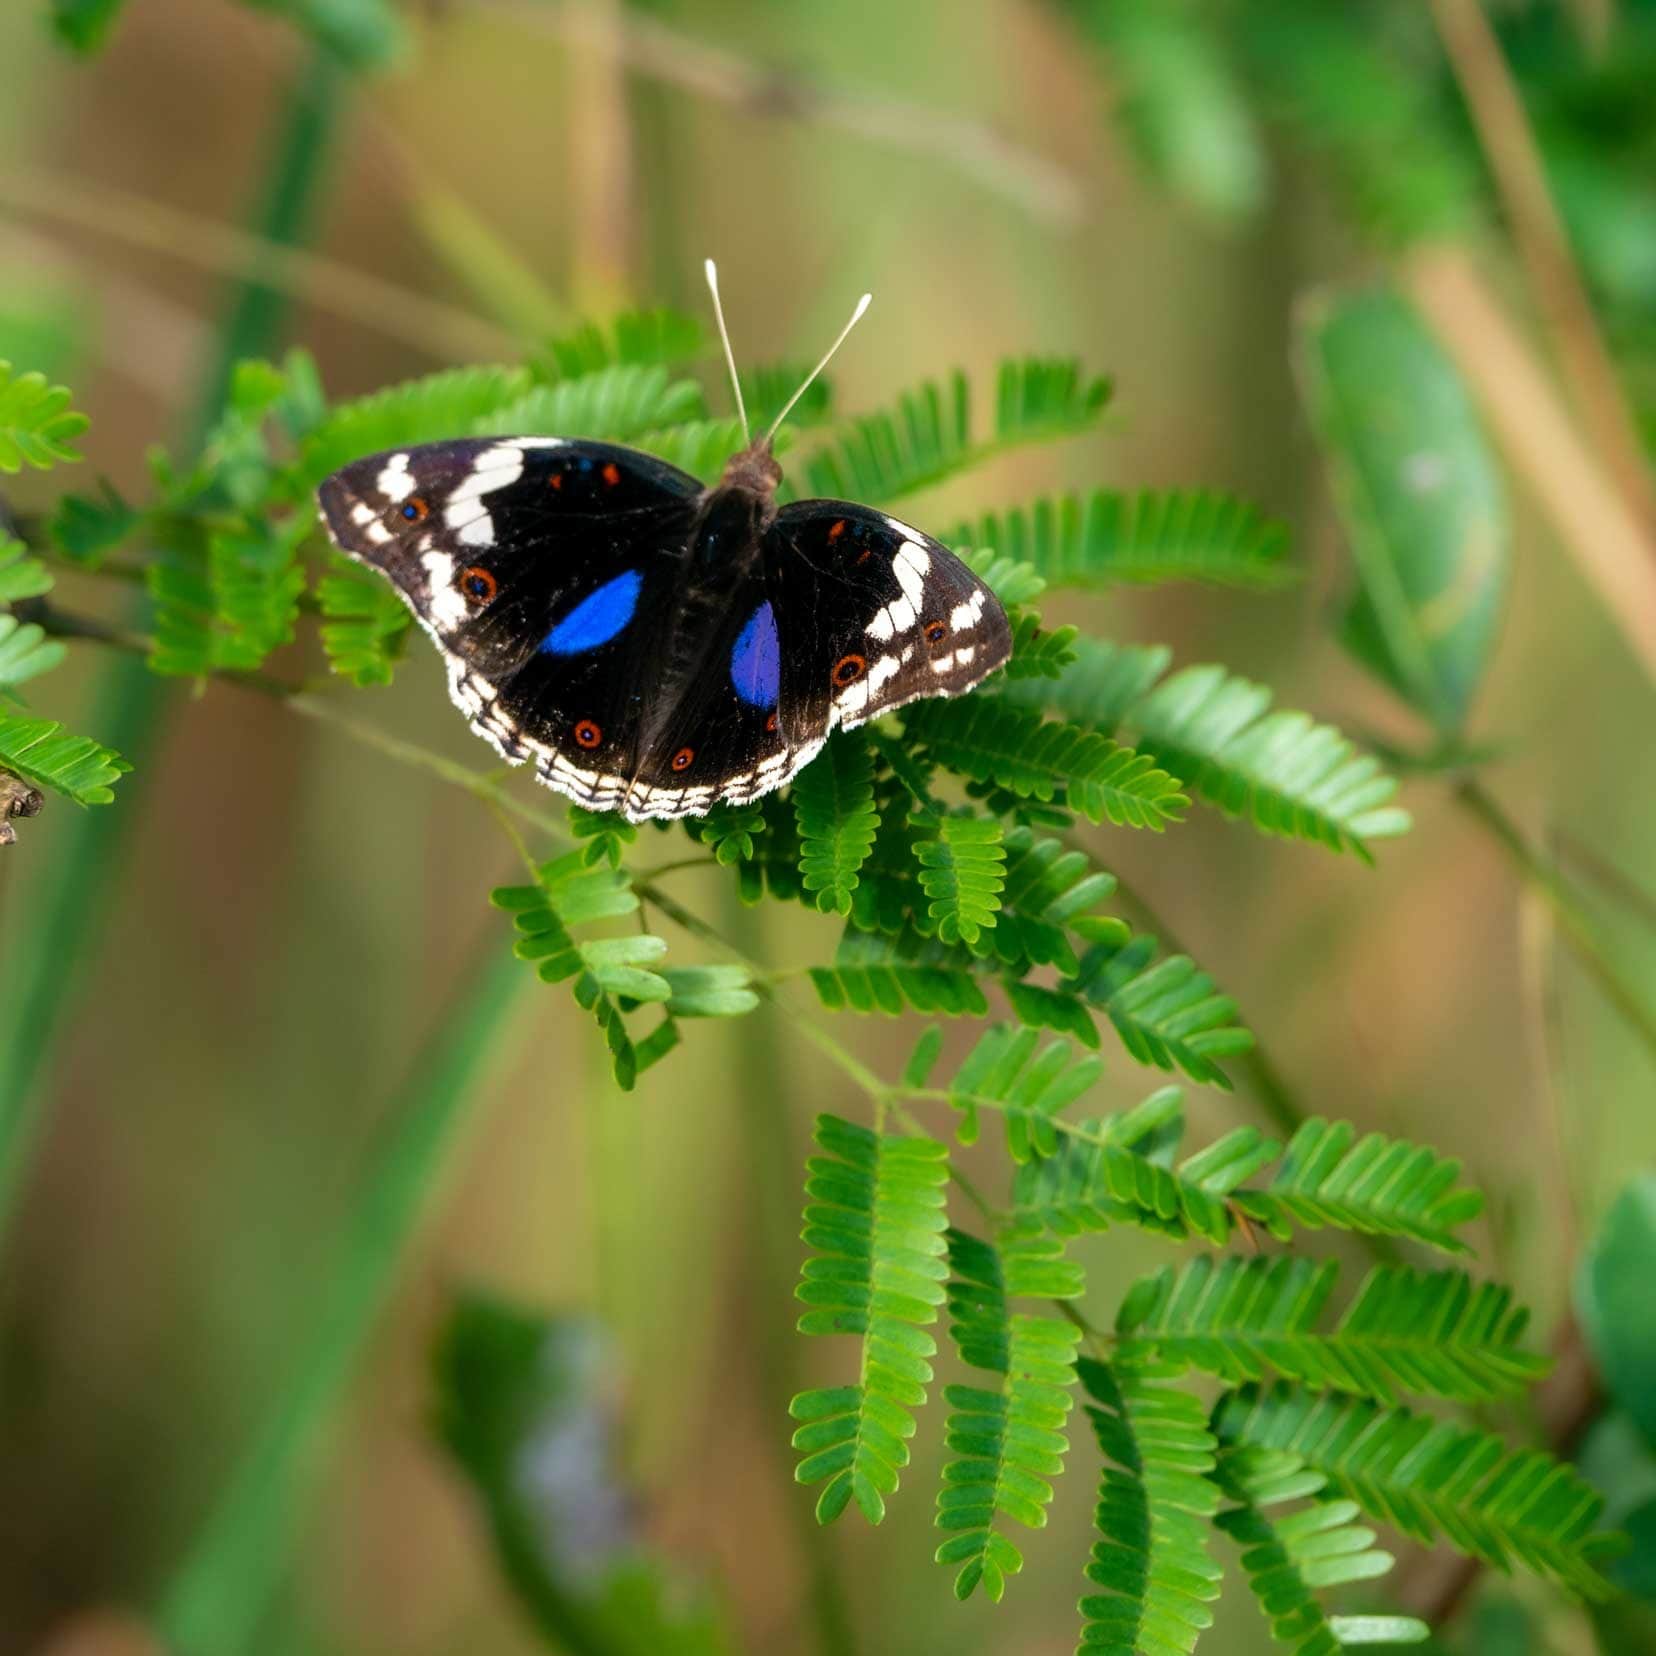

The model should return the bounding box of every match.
[1457,777,1656,1064]
[0,44,350,1241]
[157,939,532,1656]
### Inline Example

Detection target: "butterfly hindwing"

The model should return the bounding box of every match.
[766,501,1011,741]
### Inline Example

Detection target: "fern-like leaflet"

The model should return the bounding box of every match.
[953,488,1293,591]
[0,713,130,805]
[1117,1257,1548,1405]
[903,699,1188,830]
[1215,1447,1426,1656]
[790,1115,951,1524]
[793,731,880,915]
[0,361,90,472]
[317,556,410,686]
[492,850,678,1090]
[913,814,1006,945]
[805,358,1112,505]
[934,1228,1083,1600]
[1075,1355,1223,1656]
[1214,1384,1615,1598]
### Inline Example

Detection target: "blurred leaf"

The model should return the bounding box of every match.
[1578,1175,1656,1451]
[1300,287,1508,735]
[0,614,67,693]
[236,0,407,72]
[412,181,568,341]
[535,309,708,382]
[49,0,128,53]
[0,361,89,472]
[486,365,704,445]
[434,1293,732,1656]
[48,481,140,567]
[0,536,52,604]
[316,555,409,686]
[1546,141,1656,316]
[1079,0,1267,222]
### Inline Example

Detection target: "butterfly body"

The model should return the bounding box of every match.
[317,434,1010,821]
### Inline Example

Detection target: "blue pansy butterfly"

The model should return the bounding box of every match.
[317,265,1011,822]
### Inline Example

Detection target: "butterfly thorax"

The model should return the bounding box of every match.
[690,443,782,573]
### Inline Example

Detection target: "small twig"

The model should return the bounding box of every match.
[489,0,1085,226]
[1429,0,1656,533]
[0,164,516,363]
[1456,775,1656,1065]
[1554,827,1656,935]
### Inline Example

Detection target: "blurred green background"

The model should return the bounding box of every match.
[3,2,1655,1653]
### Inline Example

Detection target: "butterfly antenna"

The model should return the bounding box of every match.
[762,290,873,447]
[704,259,750,446]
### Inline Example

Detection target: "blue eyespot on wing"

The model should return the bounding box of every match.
[542,569,644,656]
[730,600,780,708]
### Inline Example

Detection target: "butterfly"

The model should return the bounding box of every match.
[315,267,1011,823]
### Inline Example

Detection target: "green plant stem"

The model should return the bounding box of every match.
[157,939,532,1656]
[0,45,350,1244]
[1456,777,1656,1064]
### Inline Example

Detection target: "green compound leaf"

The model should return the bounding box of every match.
[1064,935,1254,1088]
[953,488,1292,592]
[492,851,676,1091]
[0,361,89,472]
[809,963,990,1019]
[790,1115,951,1525]
[805,357,1112,505]
[1074,1355,1223,1656]
[794,731,880,915]
[317,555,410,686]
[534,307,707,380]
[1215,1446,1424,1656]
[0,536,53,604]
[934,1229,1083,1602]
[0,712,130,805]
[913,814,1006,945]
[1214,1385,1618,1600]
[903,699,1188,830]
[1300,285,1508,736]
[921,1022,1104,1162]
[0,614,67,694]
[486,363,704,446]
[1127,664,1410,857]
[47,481,141,568]
[297,364,530,488]
[1116,1257,1549,1406]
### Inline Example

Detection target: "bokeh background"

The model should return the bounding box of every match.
[3,2,1655,1654]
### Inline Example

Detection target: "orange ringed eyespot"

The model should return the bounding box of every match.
[832,654,866,687]
[671,746,694,771]
[924,619,947,643]
[400,496,430,522]
[827,519,846,542]
[461,566,498,604]
[765,712,778,733]
[602,462,621,487]
[549,472,563,491]
[574,719,602,749]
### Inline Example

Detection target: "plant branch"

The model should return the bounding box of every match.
[0,164,515,364]
[1456,776,1656,1066]
[489,0,1085,225]
[1428,0,1656,533]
